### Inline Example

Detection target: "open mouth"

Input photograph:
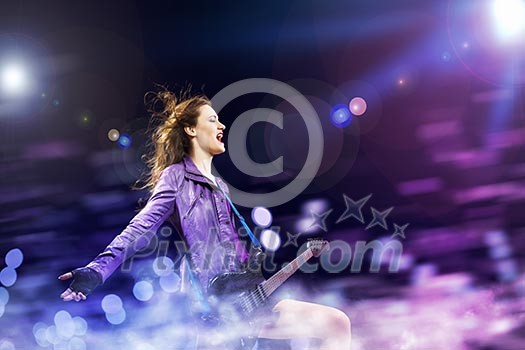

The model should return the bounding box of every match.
[216,132,223,143]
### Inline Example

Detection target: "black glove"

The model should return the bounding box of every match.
[69,267,103,295]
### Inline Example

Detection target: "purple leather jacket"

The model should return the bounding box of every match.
[86,154,249,293]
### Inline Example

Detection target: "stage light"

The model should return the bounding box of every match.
[251,207,272,227]
[491,0,525,41]
[1,63,29,96]
[330,104,352,128]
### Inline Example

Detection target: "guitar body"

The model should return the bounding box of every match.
[203,251,269,350]
[196,240,329,350]
[208,269,265,298]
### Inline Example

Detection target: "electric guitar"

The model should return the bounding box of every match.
[197,239,329,350]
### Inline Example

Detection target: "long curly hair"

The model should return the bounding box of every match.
[134,86,211,194]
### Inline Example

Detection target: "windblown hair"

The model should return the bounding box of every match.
[134,85,211,194]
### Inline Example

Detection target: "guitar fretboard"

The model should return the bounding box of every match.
[260,247,314,297]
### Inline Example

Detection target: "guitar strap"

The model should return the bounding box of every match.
[216,182,262,249]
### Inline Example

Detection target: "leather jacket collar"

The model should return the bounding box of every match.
[182,154,224,190]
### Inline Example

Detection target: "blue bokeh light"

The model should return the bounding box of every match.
[117,134,132,149]
[0,287,8,306]
[5,248,23,269]
[33,322,46,336]
[133,280,154,302]
[105,308,126,325]
[101,294,123,314]
[33,322,49,347]
[152,256,174,277]
[159,272,181,293]
[0,268,17,287]
[73,317,88,336]
[441,51,451,62]
[45,325,59,345]
[330,104,352,128]
[0,339,15,350]
[54,310,75,339]
[496,259,518,282]
[68,337,87,350]
[489,244,511,259]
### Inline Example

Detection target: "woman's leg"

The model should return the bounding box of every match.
[257,299,351,350]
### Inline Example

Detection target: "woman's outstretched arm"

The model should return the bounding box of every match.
[59,165,181,301]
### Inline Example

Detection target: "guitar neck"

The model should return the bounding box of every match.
[261,247,314,297]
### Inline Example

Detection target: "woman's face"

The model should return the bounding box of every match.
[190,104,226,156]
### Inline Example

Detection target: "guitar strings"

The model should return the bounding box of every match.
[238,283,270,314]
[238,286,264,313]
[237,262,295,312]
[227,248,316,316]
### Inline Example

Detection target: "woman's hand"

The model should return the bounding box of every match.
[58,267,102,302]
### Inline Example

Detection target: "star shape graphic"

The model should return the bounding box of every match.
[365,206,394,230]
[283,231,301,248]
[336,193,372,224]
[308,209,333,232]
[391,223,409,239]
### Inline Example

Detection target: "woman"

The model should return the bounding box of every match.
[58,89,351,349]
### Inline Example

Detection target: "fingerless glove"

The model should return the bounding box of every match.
[70,267,103,295]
